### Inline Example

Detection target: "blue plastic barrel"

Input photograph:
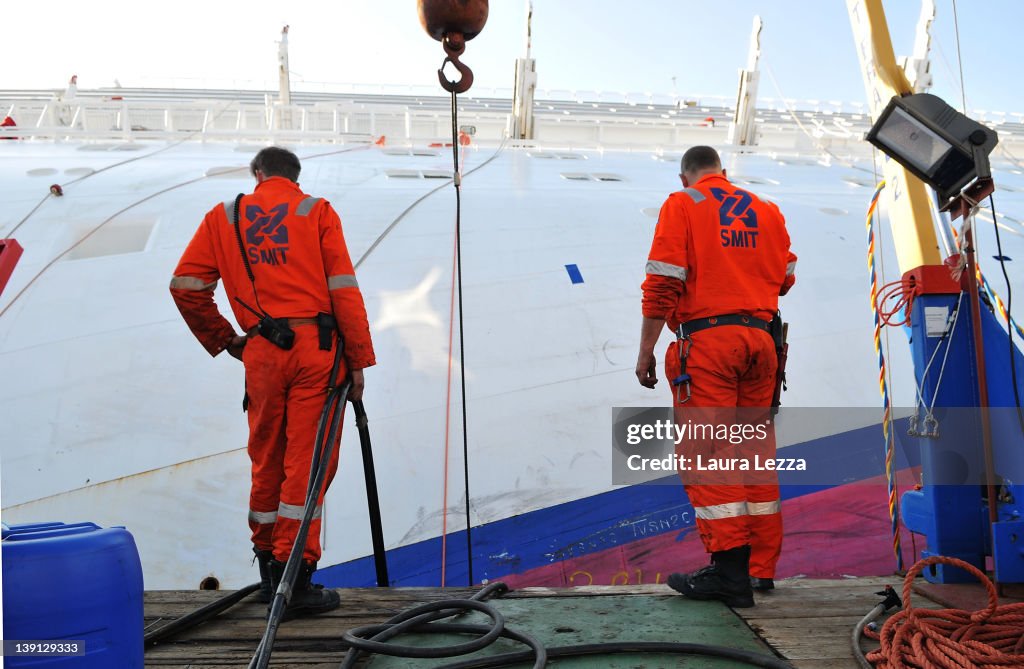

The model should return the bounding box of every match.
[2,522,144,668]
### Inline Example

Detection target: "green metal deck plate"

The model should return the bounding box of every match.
[364,593,776,668]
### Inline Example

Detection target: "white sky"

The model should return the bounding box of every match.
[6,1,1022,113]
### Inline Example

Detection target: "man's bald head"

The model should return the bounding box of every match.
[680,146,723,186]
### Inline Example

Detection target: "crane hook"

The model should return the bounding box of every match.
[438,32,474,94]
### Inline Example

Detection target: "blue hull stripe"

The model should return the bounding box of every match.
[318,418,914,587]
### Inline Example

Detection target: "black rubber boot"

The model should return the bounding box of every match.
[666,545,755,608]
[750,576,775,591]
[268,559,341,621]
[253,548,274,603]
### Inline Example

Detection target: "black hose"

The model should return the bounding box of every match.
[250,342,350,669]
[143,583,261,647]
[144,341,354,654]
[353,400,388,586]
[338,581,793,669]
[144,338,389,662]
[339,582,539,669]
[343,599,507,658]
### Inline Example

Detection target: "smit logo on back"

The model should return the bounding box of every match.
[245,203,289,265]
[710,187,758,248]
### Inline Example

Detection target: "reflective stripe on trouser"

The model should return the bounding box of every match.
[244,328,346,562]
[666,325,783,577]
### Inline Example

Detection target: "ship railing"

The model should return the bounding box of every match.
[0,93,1018,157]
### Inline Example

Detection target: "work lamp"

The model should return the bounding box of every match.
[866,93,998,205]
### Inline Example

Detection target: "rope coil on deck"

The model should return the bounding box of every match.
[862,556,1024,668]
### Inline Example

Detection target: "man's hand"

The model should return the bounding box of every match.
[637,317,665,389]
[636,350,658,388]
[348,368,365,402]
[226,335,247,361]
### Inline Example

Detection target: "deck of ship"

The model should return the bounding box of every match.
[141,575,968,668]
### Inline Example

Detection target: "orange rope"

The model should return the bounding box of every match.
[439,141,469,587]
[864,556,1024,668]
[440,206,459,588]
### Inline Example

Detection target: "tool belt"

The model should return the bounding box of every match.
[246,313,338,351]
[672,313,788,409]
[676,313,772,340]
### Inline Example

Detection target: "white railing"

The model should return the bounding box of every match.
[1,89,1020,156]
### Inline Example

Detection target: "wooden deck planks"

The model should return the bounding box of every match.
[144,577,946,668]
[738,576,944,668]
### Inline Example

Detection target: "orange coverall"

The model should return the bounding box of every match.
[642,173,796,579]
[170,176,375,563]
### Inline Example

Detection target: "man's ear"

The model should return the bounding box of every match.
[722,168,727,179]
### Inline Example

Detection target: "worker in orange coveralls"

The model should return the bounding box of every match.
[635,146,796,608]
[170,147,375,620]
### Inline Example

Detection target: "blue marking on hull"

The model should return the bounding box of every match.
[318,418,915,587]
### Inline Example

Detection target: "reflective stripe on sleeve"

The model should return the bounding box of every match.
[278,501,323,521]
[248,509,278,525]
[694,501,749,521]
[296,197,322,216]
[682,187,706,203]
[786,261,797,276]
[328,274,359,290]
[170,276,218,291]
[645,260,688,281]
[747,500,781,516]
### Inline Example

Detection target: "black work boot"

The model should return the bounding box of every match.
[253,548,274,603]
[750,576,775,591]
[666,545,755,608]
[267,559,341,621]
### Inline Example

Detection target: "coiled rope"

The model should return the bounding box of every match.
[863,555,1024,668]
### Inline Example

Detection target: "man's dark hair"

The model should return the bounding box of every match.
[681,146,722,175]
[250,146,301,182]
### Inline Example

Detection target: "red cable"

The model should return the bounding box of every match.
[876,279,916,327]
[440,228,459,588]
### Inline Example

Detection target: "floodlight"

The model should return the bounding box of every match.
[866,93,998,205]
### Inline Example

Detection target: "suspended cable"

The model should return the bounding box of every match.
[908,292,963,437]
[353,138,506,270]
[866,180,904,572]
[2,101,237,239]
[762,61,874,174]
[946,196,1024,434]
[987,192,1024,434]
[871,150,899,436]
[441,215,458,587]
[448,86,474,586]
[1,145,368,320]
[951,0,969,114]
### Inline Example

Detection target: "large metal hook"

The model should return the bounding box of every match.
[438,32,474,94]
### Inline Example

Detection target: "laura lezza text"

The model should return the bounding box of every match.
[626,454,806,471]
